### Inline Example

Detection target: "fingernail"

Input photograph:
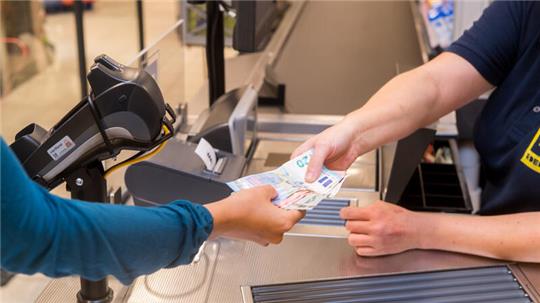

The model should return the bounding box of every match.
[305,172,314,182]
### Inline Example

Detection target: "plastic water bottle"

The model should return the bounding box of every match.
[441,0,454,39]
[427,1,453,47]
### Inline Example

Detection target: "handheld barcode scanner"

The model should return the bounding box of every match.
[9,54,176,303]
[11,54,175,189]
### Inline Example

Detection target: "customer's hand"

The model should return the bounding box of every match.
[291,119,361,182]
[204,186,305,246]
[341,201,421,256]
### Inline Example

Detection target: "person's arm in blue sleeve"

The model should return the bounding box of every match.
[1,139,304,285]
[1,139,212,285]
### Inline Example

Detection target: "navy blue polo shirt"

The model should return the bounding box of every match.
[447,1,540,215]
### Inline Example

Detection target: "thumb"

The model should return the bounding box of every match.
[305,143,332,183]
[260,185,277,199]
[286,210,305,223]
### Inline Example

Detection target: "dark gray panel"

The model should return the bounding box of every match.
[249,266,532,303]
[125,139,244,205]
[382,128,436,203]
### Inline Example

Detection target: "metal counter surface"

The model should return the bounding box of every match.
[520,263,540,293]
[35,237,539,302]
[125,235,539,303]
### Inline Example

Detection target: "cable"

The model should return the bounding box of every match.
[87,96,115,156]
[103,125,170,178]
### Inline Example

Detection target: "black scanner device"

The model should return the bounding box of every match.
[10,54,175,189]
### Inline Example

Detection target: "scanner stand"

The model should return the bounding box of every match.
[65,162,113,303]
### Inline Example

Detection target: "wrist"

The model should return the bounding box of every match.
[341,112,368,154]
[204,198,237,238]
[342,111,363,133]
[409,211,434,250]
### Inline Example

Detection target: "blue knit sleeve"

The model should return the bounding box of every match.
[0,139,213,285]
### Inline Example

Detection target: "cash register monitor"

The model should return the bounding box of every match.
[188,86,258,157]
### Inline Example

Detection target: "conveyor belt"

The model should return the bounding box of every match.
[246,265,532,303]
[298,199,349,226]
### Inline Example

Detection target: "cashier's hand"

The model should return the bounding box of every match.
[291,119,361,183]
[341,201,421,256]
[204,186,304,246]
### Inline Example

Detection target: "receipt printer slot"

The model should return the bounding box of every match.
[207,157,228,175]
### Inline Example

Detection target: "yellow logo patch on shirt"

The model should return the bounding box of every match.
[521,126,540,173]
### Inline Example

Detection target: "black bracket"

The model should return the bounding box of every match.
[187,0,227,106]
[206,1,226,106]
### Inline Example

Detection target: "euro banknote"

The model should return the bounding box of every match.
[227,150,346,210]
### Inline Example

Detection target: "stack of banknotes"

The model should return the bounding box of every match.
[227,150,346,210]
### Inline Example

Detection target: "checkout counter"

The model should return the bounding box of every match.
[33,1,539,302]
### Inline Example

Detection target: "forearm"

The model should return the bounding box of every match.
[414,211,540,262]
[1,189,212,285]
[342,67,442,154]
[341,52,493,155]
[1,169,212,285]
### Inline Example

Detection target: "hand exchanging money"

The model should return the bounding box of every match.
[291,118,362,183]
[204,186,304,246]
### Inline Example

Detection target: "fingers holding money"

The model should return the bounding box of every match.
[259,184,278,200]
[290,139,336,183]
[205,185,304,246]
[305,142,333,183]
[247,217,294,246]
[286,209,306,222]
[250,198,305,245]
[292,118,361,183]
